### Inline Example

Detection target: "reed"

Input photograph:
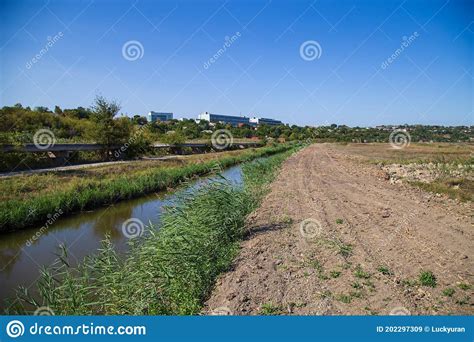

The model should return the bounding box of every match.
[0,144,293,233]
[6,145,301,314]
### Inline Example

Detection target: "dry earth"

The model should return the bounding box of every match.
[205,144,473,315]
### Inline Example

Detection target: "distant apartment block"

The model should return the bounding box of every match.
[148,111,173,122]
[197,112,250,126]
[249,117,283,126]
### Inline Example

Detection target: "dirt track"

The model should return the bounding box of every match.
[205,144,473,315]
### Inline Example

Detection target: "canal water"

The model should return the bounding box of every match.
[0,165,243,307]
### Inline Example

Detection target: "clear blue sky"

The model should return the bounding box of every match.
[1,0,472,126]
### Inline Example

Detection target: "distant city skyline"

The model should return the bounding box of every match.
[1,0,472,127]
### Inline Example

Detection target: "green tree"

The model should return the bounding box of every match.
[88,96,131,158]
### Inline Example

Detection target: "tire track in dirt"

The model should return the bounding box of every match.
[205,144,473,315]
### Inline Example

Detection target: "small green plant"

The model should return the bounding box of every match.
[349,291,363,298]
[351,281,362,289]
[336,218,344,224]
[354,265,371,279]
[337,294,352,303]
[307,259,323,272]
[377,265,392,275]
[330,270,341,278]
[260,303,284,315]
[363,280,376,292]
[320,290,332,299]
[306,259,329,280]
[338,243,352,258]
[458,283,471,291]
[419,271,437,287]
[364,306,378,315]
[455,296,470,306]
[442,288,455,297]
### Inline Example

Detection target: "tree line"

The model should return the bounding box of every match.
[1,97,472,149]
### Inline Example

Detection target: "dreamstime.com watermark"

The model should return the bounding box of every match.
[25,208,63,247]
[122,218,145,239]
[25,32,64,69]
[381,32,419,69]
[114,122,150,159]
[5,320,146,338]
[122,40,144,61]
[389,306,411,315]
[203,32,241,69]
[211,129,233,150]
[210,306,233,315]
[299,40,322,61]
[33,128,56,150]
[299,218,323,239]
[34,306,55,316]
[388,129,411,149]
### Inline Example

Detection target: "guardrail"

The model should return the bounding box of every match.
[0,142,262,153]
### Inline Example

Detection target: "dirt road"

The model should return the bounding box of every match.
[205,144,473,315]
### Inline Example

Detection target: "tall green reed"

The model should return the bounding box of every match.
[6,145,301,315]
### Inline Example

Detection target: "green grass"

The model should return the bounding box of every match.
[335,218,344,224]
[338,244,352,258]
[455,296,470,306]
[419,271,437,288]
[6,145,301,314]
[377,265,393,276]
[336,294,352,304]
[0,144,294,233]
[325,238,353,258]
[411,179,473,202]
[354,265,371,279]
[259,303,285,315]
[458,283,471,291]
[305,259,328,280]
[442,288,455,297]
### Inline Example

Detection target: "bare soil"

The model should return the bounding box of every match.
[205,144,474,315]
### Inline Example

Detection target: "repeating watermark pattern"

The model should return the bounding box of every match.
[210,306,233,315]
[122,40,144,61]
[122,218,145,239]
[381,32,420,69]
[26,207,37,219]
[299,218,323,239]
[25,208,64,247]
[389,306,411,315]
[33,128,56,150]
[389,129,411,149]
[25,31,64,70]
[114,122,150,159]
[6,320,24,338]
[299,40,322,61]
[211,129,233,150]
[34,306,55,316]
[203,32,241,70]
[209,160,224,174]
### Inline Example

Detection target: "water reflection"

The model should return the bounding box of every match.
[0,165,243,307]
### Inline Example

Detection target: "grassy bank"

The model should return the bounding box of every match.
[0,144,293,233]
[7,145,301,314]
[410,178,473,202]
